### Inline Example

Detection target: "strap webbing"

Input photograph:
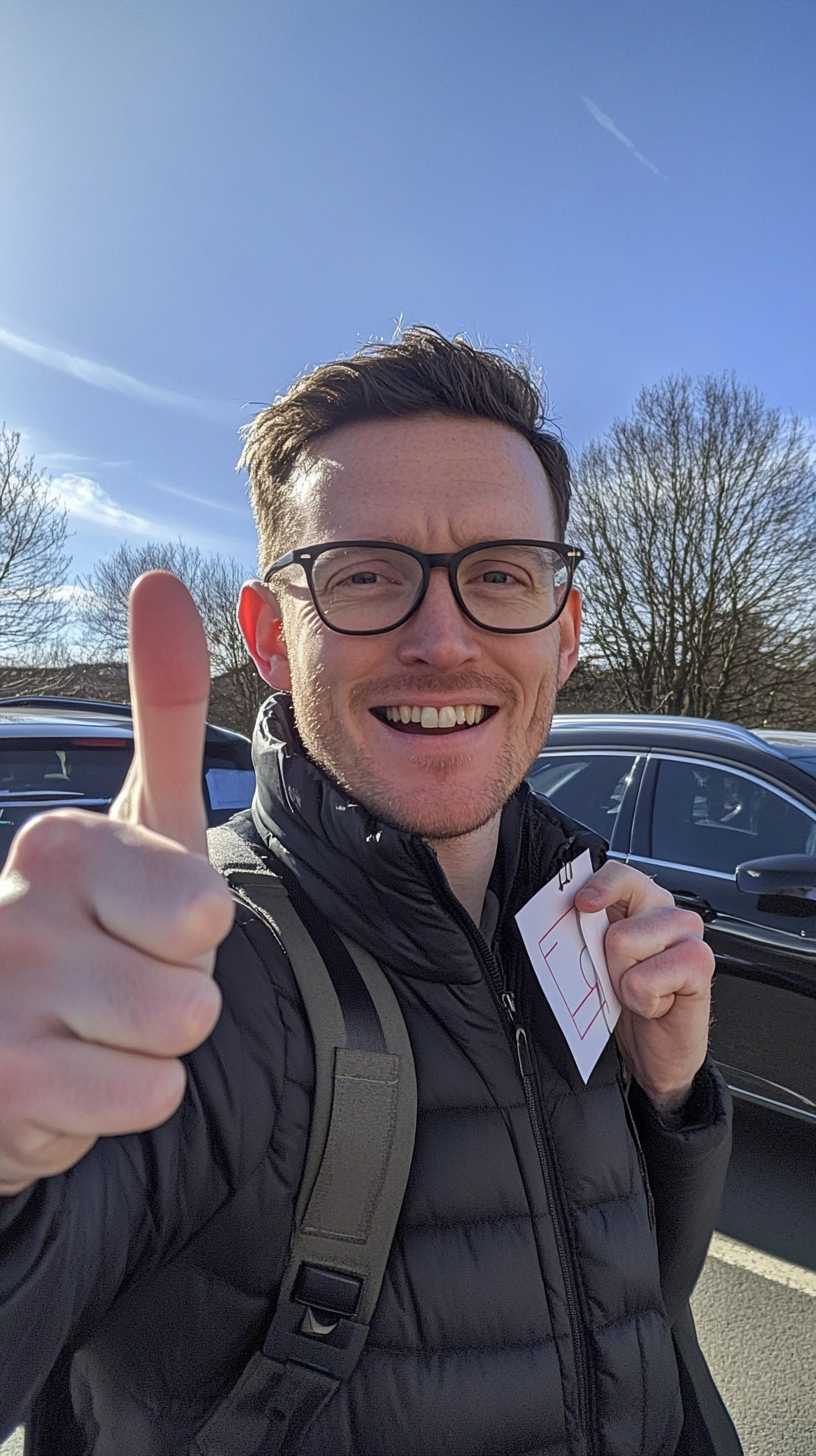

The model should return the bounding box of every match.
[192,822,417,1456]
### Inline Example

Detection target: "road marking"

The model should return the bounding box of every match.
[708,1233,816,1297]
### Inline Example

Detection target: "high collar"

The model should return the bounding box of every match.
[249,693,599,984]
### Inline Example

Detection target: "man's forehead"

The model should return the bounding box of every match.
[286,414,558,536]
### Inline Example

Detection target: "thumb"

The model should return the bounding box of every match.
[110,572,211,856]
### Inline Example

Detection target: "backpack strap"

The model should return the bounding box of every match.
[192,823,417,1456]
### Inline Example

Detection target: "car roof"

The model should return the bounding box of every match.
[545,713,816,785]
[0,699,134,739]
[751,728,816,762]
[0,697,249,745]
[548,712,779,751]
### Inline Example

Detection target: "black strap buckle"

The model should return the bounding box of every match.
[263,1298,369,1380]
[292,1263,362,1317]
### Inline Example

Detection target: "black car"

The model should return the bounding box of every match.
[527,714,816,1125]
[0,696,256,868]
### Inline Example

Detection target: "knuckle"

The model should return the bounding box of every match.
[8,808,96,879]
[130,1058,188,1125]
[682,909,705,937]
[176,879,235,949]
[122,966,221,1053]
[177,975,222,1045]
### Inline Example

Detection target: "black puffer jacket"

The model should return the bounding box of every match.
[1,698,736,1456]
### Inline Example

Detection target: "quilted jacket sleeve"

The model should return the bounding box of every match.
[628,1058,732,1325]
[0,911,292,1438]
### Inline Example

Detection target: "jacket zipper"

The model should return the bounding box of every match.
[502,993,595,1455]
[418,847,596,1455]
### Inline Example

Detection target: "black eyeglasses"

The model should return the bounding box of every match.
[263,539,583,636]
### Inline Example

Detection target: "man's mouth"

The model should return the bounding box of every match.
[371,704,498,734]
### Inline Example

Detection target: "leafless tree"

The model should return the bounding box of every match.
[77,541,268,735]
[571,374,816,727]
[0,427,71,662]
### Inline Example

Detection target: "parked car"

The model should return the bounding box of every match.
[527,715,816,1126]
[0,696,256,868]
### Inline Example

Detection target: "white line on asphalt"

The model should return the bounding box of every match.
[708,1233,816,1297]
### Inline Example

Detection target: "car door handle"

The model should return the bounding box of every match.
[672,891,716,922]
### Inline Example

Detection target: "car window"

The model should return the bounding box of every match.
[0,739,133,800]
[652,758,816,875]
[527,753,638,839]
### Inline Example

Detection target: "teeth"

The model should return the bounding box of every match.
[382,704,490,728]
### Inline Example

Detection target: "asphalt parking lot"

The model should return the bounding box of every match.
[2,1099,813,1456]
[691,1098,816,1455]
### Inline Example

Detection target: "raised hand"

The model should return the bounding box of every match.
[574,861,715,1112]
[0,573,235,1195]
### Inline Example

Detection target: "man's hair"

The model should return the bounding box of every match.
[239,325,571,567]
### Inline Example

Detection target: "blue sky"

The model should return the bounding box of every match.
[1,0,813,582]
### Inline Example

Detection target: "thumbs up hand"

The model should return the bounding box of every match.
[0,573,235,1195]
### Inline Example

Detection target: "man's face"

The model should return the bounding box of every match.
[249,414,580,839]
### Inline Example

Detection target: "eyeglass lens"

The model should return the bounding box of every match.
[309,544,570,632]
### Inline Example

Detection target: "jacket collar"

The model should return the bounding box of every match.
[250,693,601,984]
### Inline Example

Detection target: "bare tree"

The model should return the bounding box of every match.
[0,426,71,662]
[571,374,816,727]
[77,541,268,735]
[77,540,207,660]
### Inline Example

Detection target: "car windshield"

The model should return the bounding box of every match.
[0,738,133,799]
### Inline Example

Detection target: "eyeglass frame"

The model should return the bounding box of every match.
[262,538,584,637]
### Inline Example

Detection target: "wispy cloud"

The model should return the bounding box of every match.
[0,324,234,421]
[50,474,160,535]
[581,96,663,178]
[50,473,256,558]
[151,480,249,516]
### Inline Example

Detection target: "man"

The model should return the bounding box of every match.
[0,328,739,1455]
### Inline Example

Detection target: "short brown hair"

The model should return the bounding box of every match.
[238,325,571,568]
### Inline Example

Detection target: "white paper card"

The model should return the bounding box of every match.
[515,849,621,1082]
[205,768,256,811]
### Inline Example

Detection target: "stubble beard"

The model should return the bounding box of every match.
[288,662,558,840]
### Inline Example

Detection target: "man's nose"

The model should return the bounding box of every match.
[394,567,481,669]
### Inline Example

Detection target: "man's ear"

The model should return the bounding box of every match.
[237,581,292,690]
[557,588,582,689]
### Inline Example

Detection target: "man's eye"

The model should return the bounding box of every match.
[348,571,379,585]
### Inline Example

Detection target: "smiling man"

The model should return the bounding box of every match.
[0,329,740,1456]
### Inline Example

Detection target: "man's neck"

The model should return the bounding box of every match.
[426,814,502,926]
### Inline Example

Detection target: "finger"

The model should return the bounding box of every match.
[110,572,211,856]
[2,1035,189,1142]
[604,904,707,977]
[48,940,223,1057]
[574,861,675,920]
[9,809,234,967]
[616,937,715,1021]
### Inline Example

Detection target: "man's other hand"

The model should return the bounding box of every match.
[574,861,714,1113]
[0,573,235,1196]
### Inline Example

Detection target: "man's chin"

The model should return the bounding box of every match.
[342,770,524,840]
[294,702,536,839]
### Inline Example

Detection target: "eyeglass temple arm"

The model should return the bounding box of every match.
[263,550,299,582]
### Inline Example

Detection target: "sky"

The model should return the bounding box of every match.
[0,0,814,587]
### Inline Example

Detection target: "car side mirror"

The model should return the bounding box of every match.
[736,854,816,900]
